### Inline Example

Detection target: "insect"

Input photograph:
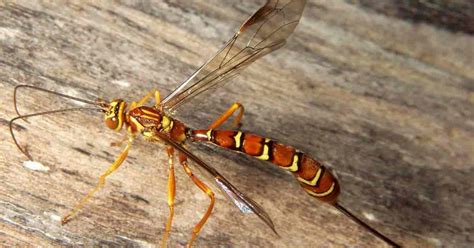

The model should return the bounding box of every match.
[10,0,400,247]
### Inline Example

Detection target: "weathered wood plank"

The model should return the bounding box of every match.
[1,0,472,247]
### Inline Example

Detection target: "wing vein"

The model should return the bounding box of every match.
[161,0,306,112]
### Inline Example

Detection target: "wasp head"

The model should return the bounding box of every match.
[103,99,127,131]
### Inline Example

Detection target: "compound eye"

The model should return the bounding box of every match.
[105,117,118,129]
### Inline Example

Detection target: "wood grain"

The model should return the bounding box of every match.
[1,0,473,247]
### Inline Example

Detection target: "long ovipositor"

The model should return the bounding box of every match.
[190,129,340,204]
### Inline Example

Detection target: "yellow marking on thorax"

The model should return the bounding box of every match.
[130,117,144,132]
[282,153,299,172]
[297,167,322,186]
[161,116,174,133]
[234,131,243,149]
[305,182,335,197]
[142,131,154,138]
[141,108,161,118]
[256,138,270,161]
[206,129,213,141]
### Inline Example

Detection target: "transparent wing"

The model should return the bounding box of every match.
[161,0,306,112]
[153,131,278,235]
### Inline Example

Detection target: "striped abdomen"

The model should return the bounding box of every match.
[191,129,340,203]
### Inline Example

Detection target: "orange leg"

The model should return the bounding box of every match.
[61,136,134,224]
[208,102,244,130]
[130,89,162,110]
[178,153,215,247]
[161,146,176,248]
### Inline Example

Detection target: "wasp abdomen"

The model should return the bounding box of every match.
[191,129,340,203]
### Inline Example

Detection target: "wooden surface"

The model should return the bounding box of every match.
[1,0,473,247]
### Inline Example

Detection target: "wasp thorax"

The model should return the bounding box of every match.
[104,99,126,131]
